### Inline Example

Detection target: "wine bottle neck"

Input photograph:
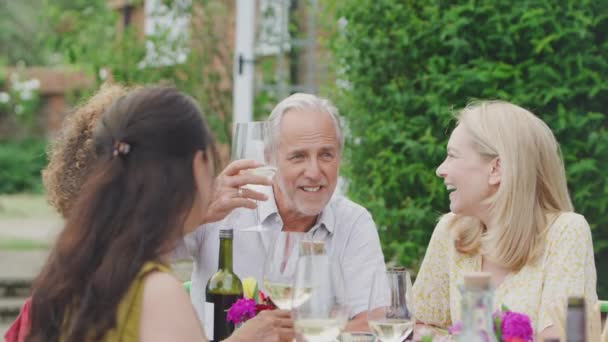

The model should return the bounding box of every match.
[218,237,233,271]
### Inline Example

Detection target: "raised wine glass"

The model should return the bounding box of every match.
[367,267,415,342]
[231,121,276,232]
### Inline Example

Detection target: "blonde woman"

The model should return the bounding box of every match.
[412,101,598,340]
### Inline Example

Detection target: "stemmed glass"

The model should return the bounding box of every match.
[231,121,276,231]
[262,231,311,310]
[367,267,415,342]
[292,255,349,342]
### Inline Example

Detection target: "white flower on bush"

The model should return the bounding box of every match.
[0,92,10,104]
[13,78,40,93]
[28,79,41,90]
[20,90,33,101]
[3,73,41,121]
[7,76,41,103]
[99,68,109,81]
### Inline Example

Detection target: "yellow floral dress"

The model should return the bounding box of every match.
[412,212,598,334]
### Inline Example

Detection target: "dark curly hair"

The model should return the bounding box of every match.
[42,84,129,218]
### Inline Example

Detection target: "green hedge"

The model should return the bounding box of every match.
[327,0,608,298]
[0,138,47,193]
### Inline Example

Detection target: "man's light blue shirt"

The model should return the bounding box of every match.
[173,187,386,326]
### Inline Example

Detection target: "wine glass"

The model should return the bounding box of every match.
[367,267,415,342]
[231,121,276,231]
[262,231,309,309]
[292,255,349,342]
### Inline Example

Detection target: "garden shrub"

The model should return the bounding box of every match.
[326,0,608,297]
[0,138,47,193]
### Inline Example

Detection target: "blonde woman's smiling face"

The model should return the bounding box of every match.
[436,124,499,218]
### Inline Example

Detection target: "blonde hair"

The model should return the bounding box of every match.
[449,100,573,270]
[42,83,129,218]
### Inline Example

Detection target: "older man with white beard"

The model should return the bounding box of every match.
[174,93,386,334]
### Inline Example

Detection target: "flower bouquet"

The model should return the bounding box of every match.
[453,305,533,342]
[420,305,534,342]
[226,277,276,326]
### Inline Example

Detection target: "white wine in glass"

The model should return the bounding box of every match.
[263,281,313,310]
[263,232,312,310]
[292,255,349,342]
[367,267,415,342]
[368,319,414,341]
[231,121,275,232]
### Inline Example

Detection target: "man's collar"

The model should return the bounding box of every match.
[314,203,334,234]
[258,186,279,226]
[258,186,335,234]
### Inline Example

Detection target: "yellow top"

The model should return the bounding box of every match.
[62,261,171,341]
[412,212,598,333]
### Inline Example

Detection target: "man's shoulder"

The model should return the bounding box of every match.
[328,194,371,218]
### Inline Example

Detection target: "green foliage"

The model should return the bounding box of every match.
[38,0,235,144]
[326,0,608,297]
[0,0,48,65]
[0,138,47,193]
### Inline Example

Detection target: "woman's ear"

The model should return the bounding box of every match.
[488,157,501,186]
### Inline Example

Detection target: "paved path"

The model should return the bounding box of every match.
[0,218,59,336]
[1,322,10,337]
[0,218,59,288]
[0,218,62,242]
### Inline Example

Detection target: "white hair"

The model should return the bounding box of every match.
[267,93,344,160]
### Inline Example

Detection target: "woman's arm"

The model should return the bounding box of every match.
[411,214,453,328]
[537,213,598,338]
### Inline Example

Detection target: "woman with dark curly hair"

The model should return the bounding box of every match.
[5,83,128,342]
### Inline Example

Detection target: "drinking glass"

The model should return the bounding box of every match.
[292,255,349,342]
[262,231,309,310]
[367,267,415,342]
[231,121,276,231]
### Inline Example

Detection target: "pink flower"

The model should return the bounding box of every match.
[448,321,462,335]
[500,311,533,341]
[226,298,256,324]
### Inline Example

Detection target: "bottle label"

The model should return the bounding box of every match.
[204,302,214,340]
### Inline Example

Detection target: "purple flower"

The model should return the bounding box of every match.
[226,298,256,324]
[501,311,533,341]
[448,320,462,335]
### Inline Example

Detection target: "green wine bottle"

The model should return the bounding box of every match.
[205,229,243,341]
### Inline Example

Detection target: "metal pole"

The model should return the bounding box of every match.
[233,0,256,123]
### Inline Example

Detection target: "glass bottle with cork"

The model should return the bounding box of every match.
[566,296,587,342]
[456,272,498,342]
[205,228,243,341]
